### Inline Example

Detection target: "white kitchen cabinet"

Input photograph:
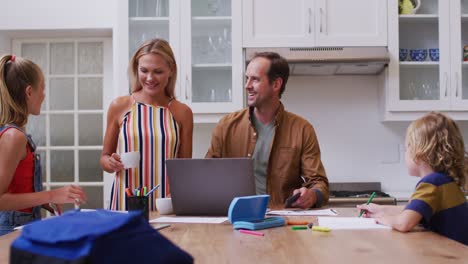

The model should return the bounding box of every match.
[242,0,387,47]
[385,0,468,119]
[117,0,243,122]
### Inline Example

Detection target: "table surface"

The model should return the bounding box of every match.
[1,208,467,264]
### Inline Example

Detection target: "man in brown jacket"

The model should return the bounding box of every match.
[206,52,328,208]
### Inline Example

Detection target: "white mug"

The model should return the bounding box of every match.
[120,151,140,169]
[156,198,173,215]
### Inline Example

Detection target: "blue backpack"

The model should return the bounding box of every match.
[10,210,193,264]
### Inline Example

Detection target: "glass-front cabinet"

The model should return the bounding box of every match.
[128,0,170,57]
[387,0,468,113]
[121,0,243,120]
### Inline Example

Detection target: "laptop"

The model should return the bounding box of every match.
[166,158,256,216]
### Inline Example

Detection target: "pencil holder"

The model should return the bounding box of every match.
[126,196,149,220]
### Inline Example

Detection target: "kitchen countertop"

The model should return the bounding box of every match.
[386,192,413,202]
[387,191,468,203]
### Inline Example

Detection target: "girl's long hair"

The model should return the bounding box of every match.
[0,55,42,127]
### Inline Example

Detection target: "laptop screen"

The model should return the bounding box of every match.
[166,158,256,216]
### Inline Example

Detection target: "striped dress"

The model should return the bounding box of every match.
[109,98,180,211]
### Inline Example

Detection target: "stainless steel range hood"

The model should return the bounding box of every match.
[245,47,389,76]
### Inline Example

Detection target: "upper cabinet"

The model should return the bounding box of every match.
[242,0,388,47]
[180,0,243,115]
[385,0,468,119]
[117,0,243,122]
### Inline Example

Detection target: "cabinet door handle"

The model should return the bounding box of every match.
[321,7,327,35]
[308,8,312,34]
[185,75,190,100]
[444,72,448,98]
[319,8,323,33]
[455,72,459,98]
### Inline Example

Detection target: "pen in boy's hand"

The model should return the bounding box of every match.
[358,191,376,218]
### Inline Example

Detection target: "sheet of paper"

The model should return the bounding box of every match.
[266,209,337,216]
[318,217,391,230]
[152,223,171,230]
[150,216,228,224]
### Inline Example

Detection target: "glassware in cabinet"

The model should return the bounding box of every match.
[190,0,233,103]
[398,0,440,102]
[128,0,170,58]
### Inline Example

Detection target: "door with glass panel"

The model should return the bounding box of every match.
[389,0,468,112]
[181,0,243,113]
[13,38,112,211]
[394,0,449,111]
[128,0,170,57]
[450,0,468,110]
[125,0,242,114]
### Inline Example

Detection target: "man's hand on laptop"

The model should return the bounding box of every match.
[291,187,317,209]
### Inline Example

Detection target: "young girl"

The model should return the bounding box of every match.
[358,112,468,245]
[100,39,193,211]
[0,54,87,235]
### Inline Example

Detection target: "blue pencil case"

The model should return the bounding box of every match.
[228,195,285,230]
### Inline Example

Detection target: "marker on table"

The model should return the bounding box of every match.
[358,191,376,218]
[312,226,331,232]
[291,226,308,230]
[145,184,160,196]
[287,220,309,226]
[239,229,264,236]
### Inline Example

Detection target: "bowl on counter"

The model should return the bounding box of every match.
[410,49,427,61]
[399,48,408,61]
[429,48,439,61]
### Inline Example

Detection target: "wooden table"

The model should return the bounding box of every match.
[1,208,467,263]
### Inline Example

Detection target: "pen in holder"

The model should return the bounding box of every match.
[126,196,149,221]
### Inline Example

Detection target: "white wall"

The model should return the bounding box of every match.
[0,35,10,55]
[192,75,468,196]
[0,0,115,30]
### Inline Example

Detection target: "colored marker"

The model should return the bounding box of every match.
[146,184,160,196]
[287,220,309,225]
[239,229,264,236]
[143,186,147,196]
[291,226,308,230]
[359,191,376,217]
[312,226,331,232]
[125,188,133,197]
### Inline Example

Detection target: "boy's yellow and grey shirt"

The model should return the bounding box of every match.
[405,172,468,245]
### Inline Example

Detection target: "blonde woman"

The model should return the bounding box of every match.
[100,39,193,211]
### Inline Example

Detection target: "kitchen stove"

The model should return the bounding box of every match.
[328,182,397,207]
